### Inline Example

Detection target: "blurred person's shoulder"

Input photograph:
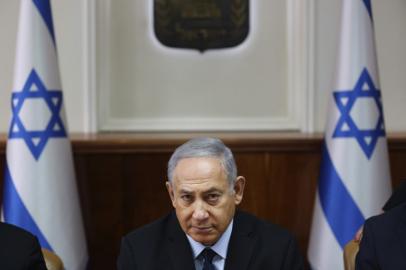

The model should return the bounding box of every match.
[368,202,406,223]
[365,202,406,233]
[0,222,37,243]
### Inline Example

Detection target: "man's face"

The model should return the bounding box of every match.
[166,157,245,246]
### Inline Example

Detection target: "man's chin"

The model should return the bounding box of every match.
[189,230,218,246]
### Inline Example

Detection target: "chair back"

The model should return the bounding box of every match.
[343,240,359,270]
[41,248,64,270]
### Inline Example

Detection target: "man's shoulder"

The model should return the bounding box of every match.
[366,202,406,228]
[123,212,176,243]
[230,211,303,268]
[234,211,295,241]
[0,222,39,258]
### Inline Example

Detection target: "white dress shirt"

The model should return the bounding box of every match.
[186,220,233,270]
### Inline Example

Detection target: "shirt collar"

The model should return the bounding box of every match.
[186,219,234,260]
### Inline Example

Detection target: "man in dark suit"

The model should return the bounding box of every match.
[117,137,304,270]
[355,181,406,270]
[0,222,47,270]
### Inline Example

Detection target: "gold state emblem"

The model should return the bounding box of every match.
[154,0,249,52]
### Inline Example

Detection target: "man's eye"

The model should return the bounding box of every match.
[180,195,193,202]
[207,194,220,203]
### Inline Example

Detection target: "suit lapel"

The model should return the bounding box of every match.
[224,211,255,270]
[165,212,196,270]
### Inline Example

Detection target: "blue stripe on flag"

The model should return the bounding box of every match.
[3,164,53,251]
[32,0,55,43]
[318,142,365,248]
[362,0,373,20]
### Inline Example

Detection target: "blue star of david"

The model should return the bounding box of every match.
[333,68,385,159]
[9,69,66,160]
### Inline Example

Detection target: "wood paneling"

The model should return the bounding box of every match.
[0,132,406,269]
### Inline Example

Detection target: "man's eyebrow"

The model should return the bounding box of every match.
[203,188,223,194]
[179,189,193,194]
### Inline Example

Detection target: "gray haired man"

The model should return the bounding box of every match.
[118,137,304,270]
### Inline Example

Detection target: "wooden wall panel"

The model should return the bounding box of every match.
[267,152,320,255]
[121,153,173,231]
[78,154,126,270]
[235,152,270,217]
[389,152,406,189]
[0,133,406,270]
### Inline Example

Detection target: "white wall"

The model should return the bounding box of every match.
[0,0,405,133]
[0,1,19,132]
[315,0,406,132]
[96,0,310,132]
[0,0,86,132]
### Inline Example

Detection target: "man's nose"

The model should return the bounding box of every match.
[192,201,209,221]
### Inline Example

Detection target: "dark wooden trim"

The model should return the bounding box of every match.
[1,131,406,152]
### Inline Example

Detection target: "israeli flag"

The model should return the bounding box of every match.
[308,0,391,269]
[1,1,88,269]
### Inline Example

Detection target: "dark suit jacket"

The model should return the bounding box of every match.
[356,203,406,270]
[117,211,304,270]
[0,222,47,270]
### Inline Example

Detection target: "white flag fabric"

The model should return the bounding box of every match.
[1,0,88,269]
[308,0,391,269]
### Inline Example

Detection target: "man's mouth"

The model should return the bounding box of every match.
[191,226,212,233]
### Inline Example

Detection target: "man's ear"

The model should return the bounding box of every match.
[166,181,176,208]
[233,176,245,205]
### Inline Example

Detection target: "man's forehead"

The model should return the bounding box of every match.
[174,157,224,176]
[172,157,228,187]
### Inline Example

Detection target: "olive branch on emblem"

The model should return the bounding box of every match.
[231,0,247,28]
[155,0,172,35]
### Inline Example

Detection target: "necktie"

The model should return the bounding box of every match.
[200,248,217,270]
